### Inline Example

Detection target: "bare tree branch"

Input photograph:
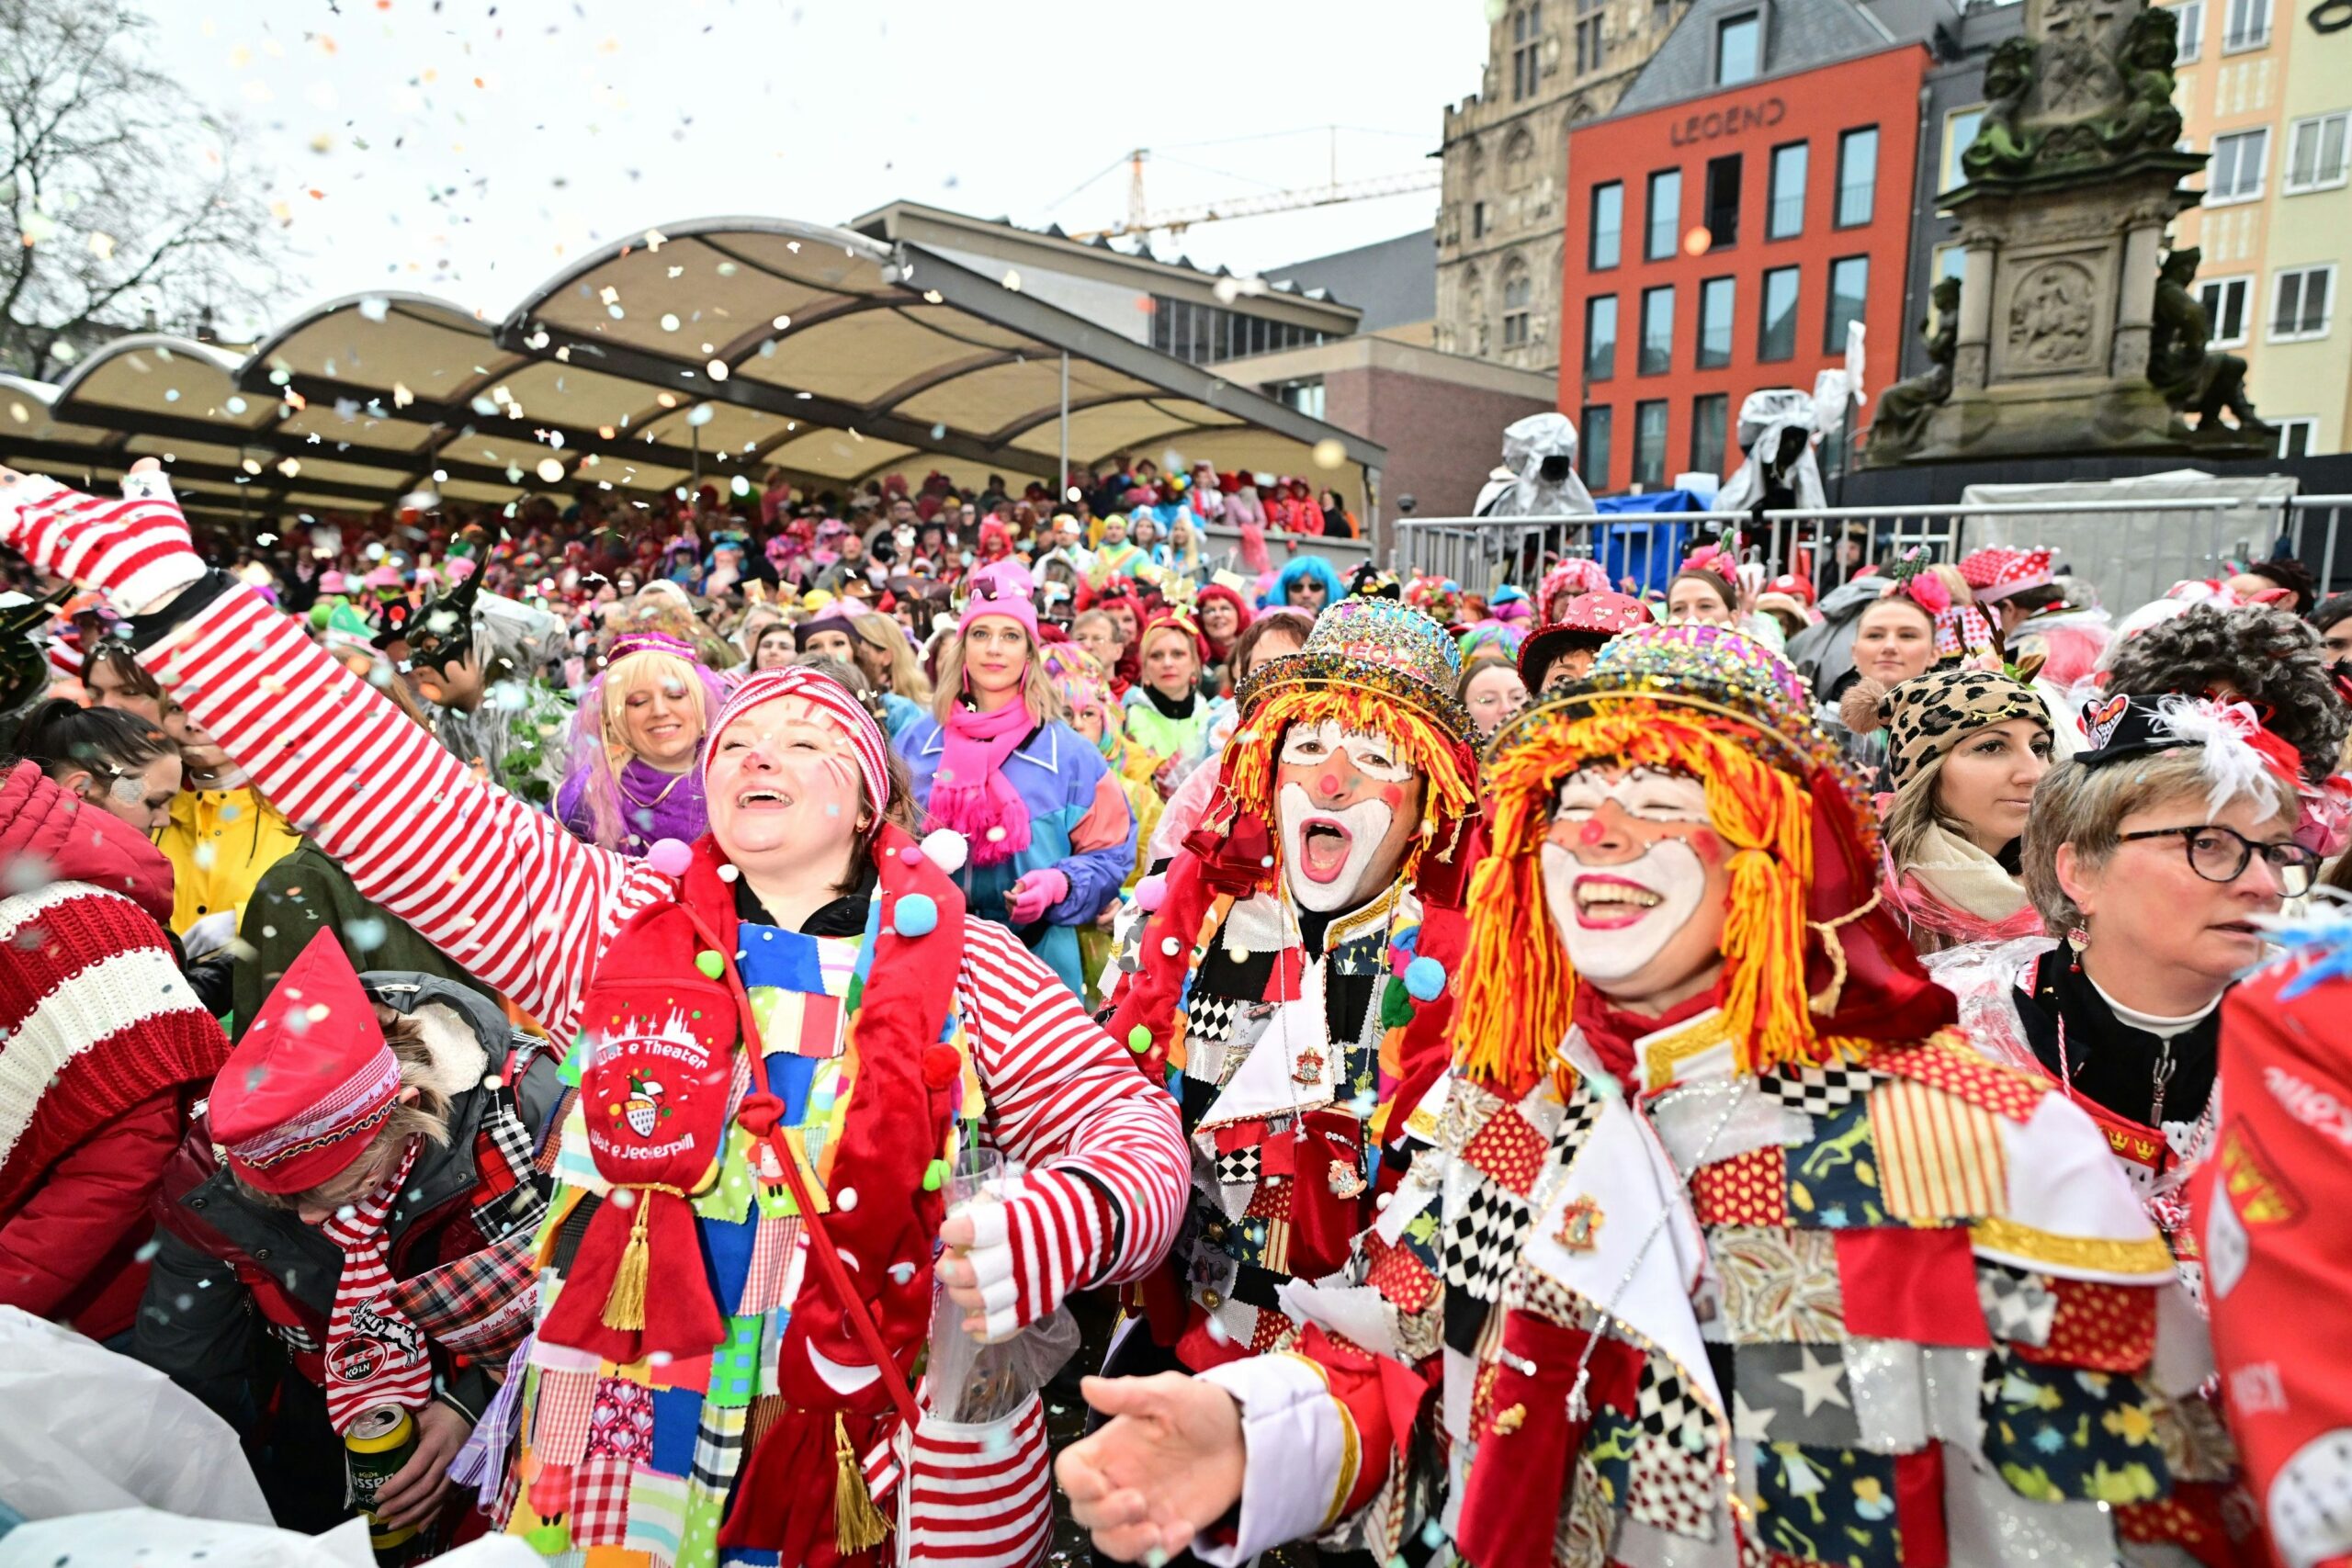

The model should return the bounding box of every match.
[0,0,289,379]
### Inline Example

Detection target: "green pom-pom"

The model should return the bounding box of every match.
[695,950,725,979]
[922,1157,949,1192]
[1126,1024,1152,1055]
[1379,976,1416,1031]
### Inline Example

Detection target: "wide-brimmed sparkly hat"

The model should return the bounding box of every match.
[1237,595,1471,740]
[1498,620,1826,768]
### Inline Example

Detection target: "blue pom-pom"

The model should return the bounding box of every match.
[894,893,939,938]
[1403,955,1446,1002]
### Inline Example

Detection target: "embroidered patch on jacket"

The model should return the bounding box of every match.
[1871,1032,2049,1122]
[1756,1061,1883,1117]
[1783,1098,1891,1230]
[1690,1145,1790,1226]
[1460,1103,1550,1196]
[1713,1224,1848,1344]
[2010,1276,2158,1374]
[1867,1076,2007,1222]
[1441,1181,1536,1301]
[1974,1262,2057,1348]
[1978,1344,2171,1506]
[1753,1442,1903,1568]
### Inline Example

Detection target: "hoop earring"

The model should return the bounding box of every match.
[2066,924,2090,973]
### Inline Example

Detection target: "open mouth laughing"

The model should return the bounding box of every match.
[1571,873,1666,929]
[1296,815,1355,884]
[735,786,795,812]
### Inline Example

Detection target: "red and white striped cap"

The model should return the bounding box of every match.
[702,667,888,808]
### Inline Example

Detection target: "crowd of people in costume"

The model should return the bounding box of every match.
[7,447,2352,1568]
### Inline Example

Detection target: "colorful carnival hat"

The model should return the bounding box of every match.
[1970,547,2054,604]
[1223,595,1480,847]
[1516,591,1652,689]
[211,930,400,1195]
[1459,621,1951,1093]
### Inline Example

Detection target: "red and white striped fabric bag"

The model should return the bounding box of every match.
[894,1392,1054,1568]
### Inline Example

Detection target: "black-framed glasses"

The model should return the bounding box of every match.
[2118,824,2318,896]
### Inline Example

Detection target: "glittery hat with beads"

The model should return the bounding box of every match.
[1456,620,1953,1096]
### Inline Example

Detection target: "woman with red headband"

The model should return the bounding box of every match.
[0,463,1187,1568]
[1122,610,1221,792]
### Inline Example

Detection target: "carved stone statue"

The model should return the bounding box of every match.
[2149,247,2273,437]
[1867,277,1962,460]
[2102,6,2185,154]
[1961,38,2041,182]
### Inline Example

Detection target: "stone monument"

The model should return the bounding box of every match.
[1866,0,2273,464]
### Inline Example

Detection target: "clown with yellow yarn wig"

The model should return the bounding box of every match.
[1100,594,1481,1379]
[1063,623,2233,1568]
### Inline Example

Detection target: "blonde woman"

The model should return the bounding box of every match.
[554,631,726,855]
[848,608,933,737]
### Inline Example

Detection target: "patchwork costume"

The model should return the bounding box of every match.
[1106,597,1481,1376]
[1189,626,2228,1568]
[0,477,1188,1568]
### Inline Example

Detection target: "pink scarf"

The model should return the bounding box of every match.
[929,697,1035,867]
[321,1138,434,1434]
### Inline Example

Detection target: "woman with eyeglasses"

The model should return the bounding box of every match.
[1928,693,2326,1203]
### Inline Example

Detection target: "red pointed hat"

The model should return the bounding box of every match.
[210,929,399,1195]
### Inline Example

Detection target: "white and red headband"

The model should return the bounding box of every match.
[702,667,888,808]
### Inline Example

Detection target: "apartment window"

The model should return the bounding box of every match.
[1576,12,1608,73]
[1702,153,1743,249]
[1942,107,1984,190]
[1640,285,1676,375]
[1697,276,1736,368]
[1585,295,1620,382]
[1634,400,1670,489]
[1272,378,1326,420]
[1716,12,1761,85]
[2198,276,2252,345]
[1645,168,1682,261]
[2277,417,2315,459]
[1767,141,1807,239]
[2286,112,2351,193]
[2173,0,2205,59]
[1473,200,1489,239]
[2271,265,2335,341]
[2207,128,2269,203]
[1690,392,1731,474]
[1590,182,1623,268]
[1826,255,1870,352]
[1834,127,1879,227]
[1581,404,1614,490]
[1512,3,1545,99]
[2222,0,2269,51]
[1149,299,1326,364]
[1502,265,1534,347]
[1758,265,1801,360]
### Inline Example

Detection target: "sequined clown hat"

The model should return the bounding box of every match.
[1223,594,1481,847]
[1458,621,1951,1094]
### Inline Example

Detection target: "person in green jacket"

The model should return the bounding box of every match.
[1119,608,1225,795]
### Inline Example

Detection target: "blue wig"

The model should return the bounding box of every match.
[1261,554,1348,613]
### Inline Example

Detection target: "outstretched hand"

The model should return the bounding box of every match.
[0,456,204,615]
[1055,1373,1246,1562]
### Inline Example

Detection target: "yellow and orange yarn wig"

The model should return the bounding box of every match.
[1456,622,1952,1095]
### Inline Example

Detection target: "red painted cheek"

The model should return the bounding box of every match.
[1379,784,1406,811]
[1690,828,1724,863]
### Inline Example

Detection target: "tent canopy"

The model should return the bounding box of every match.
[6,215,1382,532]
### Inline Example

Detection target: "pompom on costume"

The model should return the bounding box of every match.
[1190,625,2224,1568]
[1103,597,1482,1371]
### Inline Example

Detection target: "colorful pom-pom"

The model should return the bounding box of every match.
[1136,874,1167,912]
[646,838,694,876]
[695,950,725,980]
[922,1158,950,1192]
[717,863,741,883]
[895,893,939,937]
[921,828,968,872]
[1404,955,1447,1002]
[1126,1025,1152,1055]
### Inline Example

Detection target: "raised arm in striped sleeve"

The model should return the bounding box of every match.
[135,581,668,1040]
[956,920,1187,1286]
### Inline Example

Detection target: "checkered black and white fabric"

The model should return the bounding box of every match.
[1976,1261,2058,1347]
[1440,1181,1534,1301]
[1215,1145,1263,1188]
[1635,1360,1711,1451]
[1756,1063,1882,1117]
[1185,994,1241,1049]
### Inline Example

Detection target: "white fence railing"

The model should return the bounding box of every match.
[1395,497,2352,614]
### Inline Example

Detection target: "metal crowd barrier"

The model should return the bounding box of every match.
[1395,497,2352,615]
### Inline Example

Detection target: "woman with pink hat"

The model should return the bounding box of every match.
[895,560,1138,994]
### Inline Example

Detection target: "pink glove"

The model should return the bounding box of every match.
[1003,866,1069,925]
[0,467,205,615]
[956,1169,1114,1341]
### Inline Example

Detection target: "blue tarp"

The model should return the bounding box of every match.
[1592,490,1711,595]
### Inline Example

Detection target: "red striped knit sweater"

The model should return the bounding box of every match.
[0,764,232,1333]
[136,581,1186,1290]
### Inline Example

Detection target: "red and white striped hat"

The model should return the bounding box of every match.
[211,930,400,1195]
[702,666,888,808]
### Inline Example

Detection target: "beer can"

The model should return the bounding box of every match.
[345,1404,422,1558]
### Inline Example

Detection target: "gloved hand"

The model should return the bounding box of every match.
[0,460,206,615]
[1003,865,1069,925]
[937,1169,1113,1342]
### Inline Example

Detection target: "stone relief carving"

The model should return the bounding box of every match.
[2007,259,2100,370]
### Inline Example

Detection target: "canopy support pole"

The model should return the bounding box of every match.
[1058,352,1070,501]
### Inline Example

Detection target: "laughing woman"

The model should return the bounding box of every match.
[556,631,729,856]
[0,463,1186,1568]
[896,560,1138,996]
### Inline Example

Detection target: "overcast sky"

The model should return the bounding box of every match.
[144,0,1489,333]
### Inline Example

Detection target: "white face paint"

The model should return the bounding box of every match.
[1274,719,1420,913]
[1539,769,1713,982]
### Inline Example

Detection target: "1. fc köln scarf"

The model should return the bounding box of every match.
[322,1138,433,1433]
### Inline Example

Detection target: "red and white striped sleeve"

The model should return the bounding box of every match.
[137,583,669,1041]
[956,919,1187,1290]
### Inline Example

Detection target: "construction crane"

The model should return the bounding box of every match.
[1066,144,1442,242]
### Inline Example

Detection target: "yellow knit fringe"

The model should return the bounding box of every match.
[833,1412,891,1553]
[1458,702,1831,1092]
